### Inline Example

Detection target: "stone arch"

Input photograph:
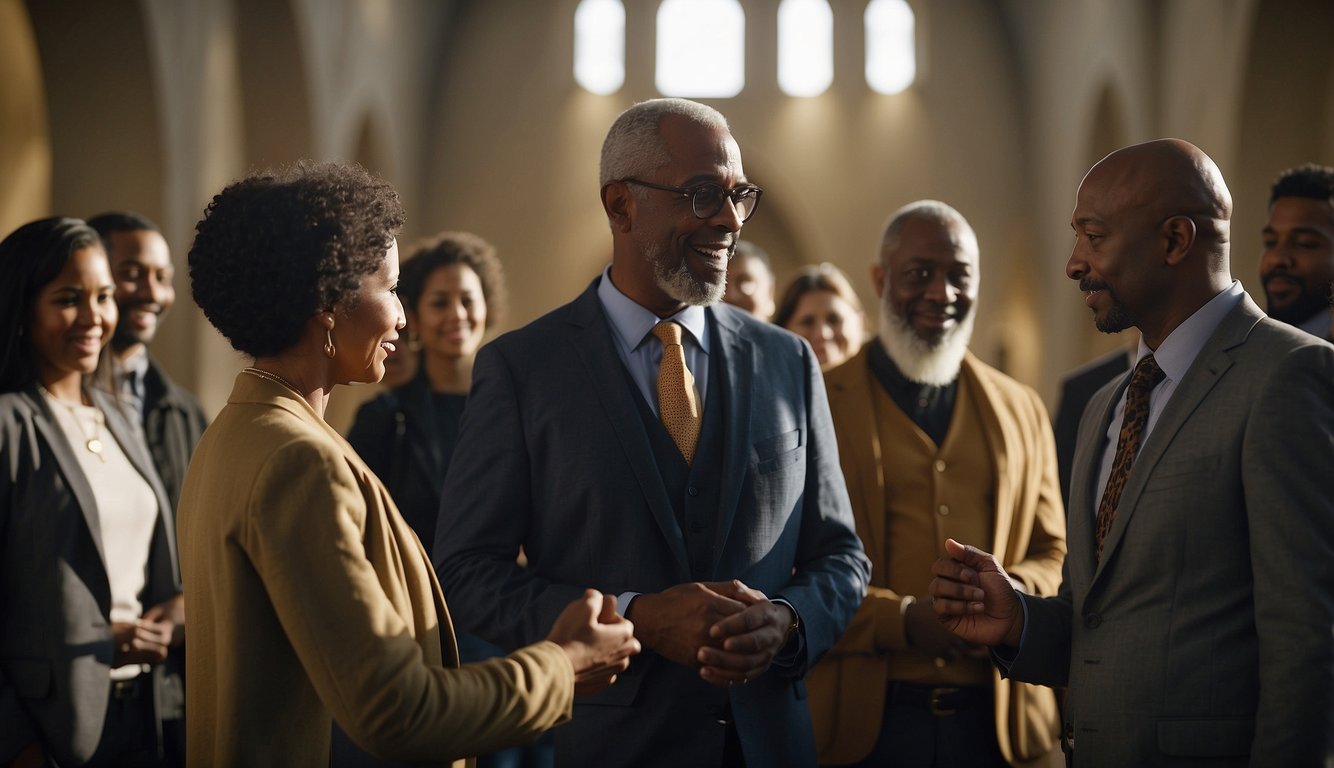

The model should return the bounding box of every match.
[23,0,163,220]
[234,0,312,168]
[0,0,50,234]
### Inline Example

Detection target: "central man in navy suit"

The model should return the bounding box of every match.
[435,98,870,767]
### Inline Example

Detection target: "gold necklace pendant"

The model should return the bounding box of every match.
[39,385,108,463]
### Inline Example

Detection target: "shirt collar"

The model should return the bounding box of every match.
[1297,308,1332,339]
[1137,280,1244,382]
[119,346,150,380]
[596,264,710,354]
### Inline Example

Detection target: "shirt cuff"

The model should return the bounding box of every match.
[616,591,641,618]
[770,598,805,669]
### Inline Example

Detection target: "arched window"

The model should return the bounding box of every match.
[778,0,833,97]
[865,0,916,95]
[655,0,745,98]
[573,0,625,94]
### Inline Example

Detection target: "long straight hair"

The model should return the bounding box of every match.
[0,217,112,395]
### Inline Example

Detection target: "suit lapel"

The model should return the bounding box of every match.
[1094,299,1259,574]
[959,356,1016,558]
[825,346,887,573]
[1069,375,1125,591]
[565,281,690,571]
[28,387,109,573]
[710,306,752,562]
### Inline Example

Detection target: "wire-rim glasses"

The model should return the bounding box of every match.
[620,178,763,223]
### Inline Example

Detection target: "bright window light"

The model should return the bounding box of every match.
[778,0,833,97]
[574,0,625,94]
[865,0,916,95]
[656,0,745,98]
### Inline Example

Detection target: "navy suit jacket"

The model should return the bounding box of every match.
[435,277,869,767]
[1009,295,1334,766]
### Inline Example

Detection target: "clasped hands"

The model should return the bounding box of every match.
[627,580,795,689]
[112,593,184,669]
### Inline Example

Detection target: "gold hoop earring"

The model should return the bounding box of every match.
[324,329,336,359]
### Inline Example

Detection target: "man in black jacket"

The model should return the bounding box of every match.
[88,212,207,511]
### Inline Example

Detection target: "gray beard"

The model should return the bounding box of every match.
[643,240,724,306]
[877,301,973,386]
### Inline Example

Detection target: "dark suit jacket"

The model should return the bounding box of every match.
[1008,295,1334,766]
[140,357,207,513]
[1052,348,1130,509]
[0,385,182,766]
[434,278,869,768]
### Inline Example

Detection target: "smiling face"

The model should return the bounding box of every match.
[613,114,747,315]
[875,215,978,346]
[785,289,865,369]
[411,262,488,363]
[333,239,405,385]
[724,251,775,320]
[1260,196,1334,326]
[106,228,174,351]
[30,245,117,390]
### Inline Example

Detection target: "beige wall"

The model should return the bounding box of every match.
[1,0,1330,426]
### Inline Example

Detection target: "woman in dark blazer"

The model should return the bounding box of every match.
[347,231,506,553]
[345,232,545,768]
[0,217,184,767]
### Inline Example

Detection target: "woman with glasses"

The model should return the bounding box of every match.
[0,217,184,767]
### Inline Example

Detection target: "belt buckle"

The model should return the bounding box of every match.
[111,678,139,700]
[929,687,959,716]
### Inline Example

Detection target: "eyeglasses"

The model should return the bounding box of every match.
[620,178,764,223]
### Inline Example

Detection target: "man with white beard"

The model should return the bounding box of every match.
[806,201,1066,767]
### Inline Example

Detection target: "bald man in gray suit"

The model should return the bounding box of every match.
[929,139,1334,766]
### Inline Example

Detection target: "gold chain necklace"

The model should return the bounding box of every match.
[39,385,107,462]
[243,366,303,396]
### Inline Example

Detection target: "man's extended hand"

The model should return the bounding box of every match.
[928,538,1025,648]
[904,595,990,662]
[547,590,641,696]
[695,580,794,689]
[626,582,748,669]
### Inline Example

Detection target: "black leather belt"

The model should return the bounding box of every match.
[888,682,989,716]
[110,676,145,700]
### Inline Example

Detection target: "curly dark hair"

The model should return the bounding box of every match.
[1270,163,1334,206]
[188,161,405,358]
[0,217,107,393]
[400,231,507,330]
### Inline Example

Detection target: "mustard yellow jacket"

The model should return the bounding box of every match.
[807,348,1066,765]
[178,373,573,766]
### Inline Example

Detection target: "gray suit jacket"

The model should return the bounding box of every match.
[0,385,182,766]
[435,278,869,768]
[1009,295,1334,766]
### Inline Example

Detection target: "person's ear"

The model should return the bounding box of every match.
[602,181,635,234]
[871,262,887,300]
[1162,215,1196,266]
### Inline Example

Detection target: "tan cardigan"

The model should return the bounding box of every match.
[178,373,573,766]
[807,347,1066,765]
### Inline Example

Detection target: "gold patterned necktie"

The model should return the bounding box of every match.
[650,321,701,465]
[1094,354,1166,560]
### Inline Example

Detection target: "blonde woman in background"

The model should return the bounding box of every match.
[773,262,867,370]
